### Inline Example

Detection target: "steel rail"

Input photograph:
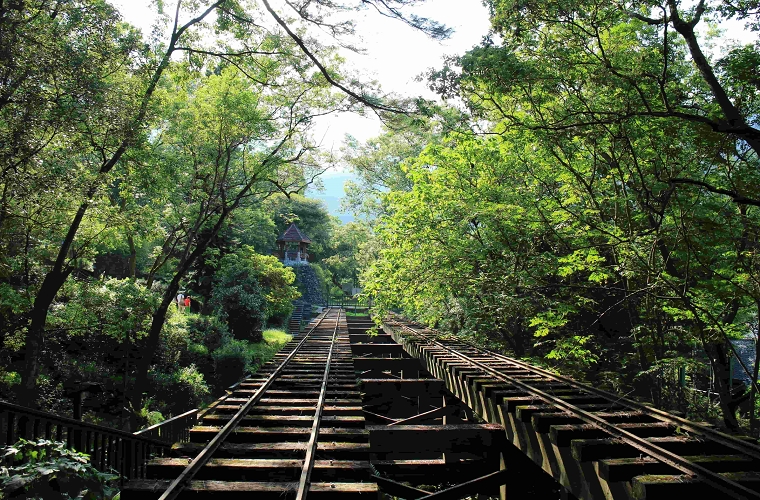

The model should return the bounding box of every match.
[390,319,760,499]
[393,315,760,462]
[466,334,760,460]
[157,308,336,500]
[296,308,342,499]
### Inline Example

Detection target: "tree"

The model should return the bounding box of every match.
[323,222,372,290]
[127,60,339,422]
[9,0,232,404]
[0,0,149,403]
[365,116,760,428]
[3,0,452,407]
[386,0,760,430]
[210,255,266,342]
[268,194,334,260]
[210,248,299,340]
[341,111,465,219]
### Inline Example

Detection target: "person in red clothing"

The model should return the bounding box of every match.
[184,296,191,313]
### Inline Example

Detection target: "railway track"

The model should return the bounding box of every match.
[123,308,377,499]
[384,315,760,499]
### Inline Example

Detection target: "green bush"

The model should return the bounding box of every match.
[149,363,210,410]
[178,316,227,380]
[210,330,292,387]
[175,364,210,402]
[0,439,119,500]
[185,316,229,352]
[209,254,266,342]
[188,343,208,356]
[208,248,300,342]
[211,339,249,388]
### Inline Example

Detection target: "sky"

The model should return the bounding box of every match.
[111,0,492,221]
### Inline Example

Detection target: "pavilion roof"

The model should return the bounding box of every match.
[276,223,312,244]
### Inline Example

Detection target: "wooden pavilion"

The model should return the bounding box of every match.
[276,223,311,265]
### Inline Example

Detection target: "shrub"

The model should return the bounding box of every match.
[175,364,210,403]
[208,248,300,342]
[185,316,229,352]
[211,339,249,388]
[149,363,211,411]
[0,439,119,500]
[210,330,292,387]
[209,254,266,342]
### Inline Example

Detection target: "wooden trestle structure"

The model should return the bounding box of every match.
[384,316,760,500]
[119,308,760,499]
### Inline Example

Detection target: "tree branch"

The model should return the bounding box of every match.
[260,0,406,114]
[669,177,760,207]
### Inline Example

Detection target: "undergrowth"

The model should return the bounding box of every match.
[0,439,119,500]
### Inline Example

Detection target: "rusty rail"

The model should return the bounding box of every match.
[296,308,341,499]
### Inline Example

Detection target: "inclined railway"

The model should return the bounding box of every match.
[384,315,760,499]
[120,308,760,499]
[124,308,377,498]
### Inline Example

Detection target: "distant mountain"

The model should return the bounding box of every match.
[306,173,355,223]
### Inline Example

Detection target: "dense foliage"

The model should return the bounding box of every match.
[359,1,760,432]
[0,439,119,500]
[0,0,429,429]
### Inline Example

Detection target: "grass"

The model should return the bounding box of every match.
[344,310,370,317]
[263,328,291,344]
[244,328,292,373]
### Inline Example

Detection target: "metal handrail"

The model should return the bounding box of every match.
[0,400,165,445]
[134,408,197,444]
[0,400,168,480]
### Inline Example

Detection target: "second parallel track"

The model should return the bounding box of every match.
[386,315,760,499]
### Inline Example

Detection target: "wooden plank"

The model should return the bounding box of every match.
[297,311,341,499]
[351,344,406,355]
[388,406,457,426]
[371,459,496,485]
[125,479,379,494]
[360,379,446,397]
[350,334,395,344]
[550,422,673,446]
[632,473,760,500]
[600,454,758,483]
[571,436,736,462]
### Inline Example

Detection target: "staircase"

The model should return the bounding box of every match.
[288,302,303,335]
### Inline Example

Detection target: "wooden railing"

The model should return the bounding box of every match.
[134,408,197,444]
[0,400,168,480]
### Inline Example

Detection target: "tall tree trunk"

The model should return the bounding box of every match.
[129,209,232,429]
[667,0,760,156]
[750,302,760,435]
[127,234,137,279]
[704,341,740,431]
[19,269,70,404]
[17,195,90,404]
[16,5,199,405]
